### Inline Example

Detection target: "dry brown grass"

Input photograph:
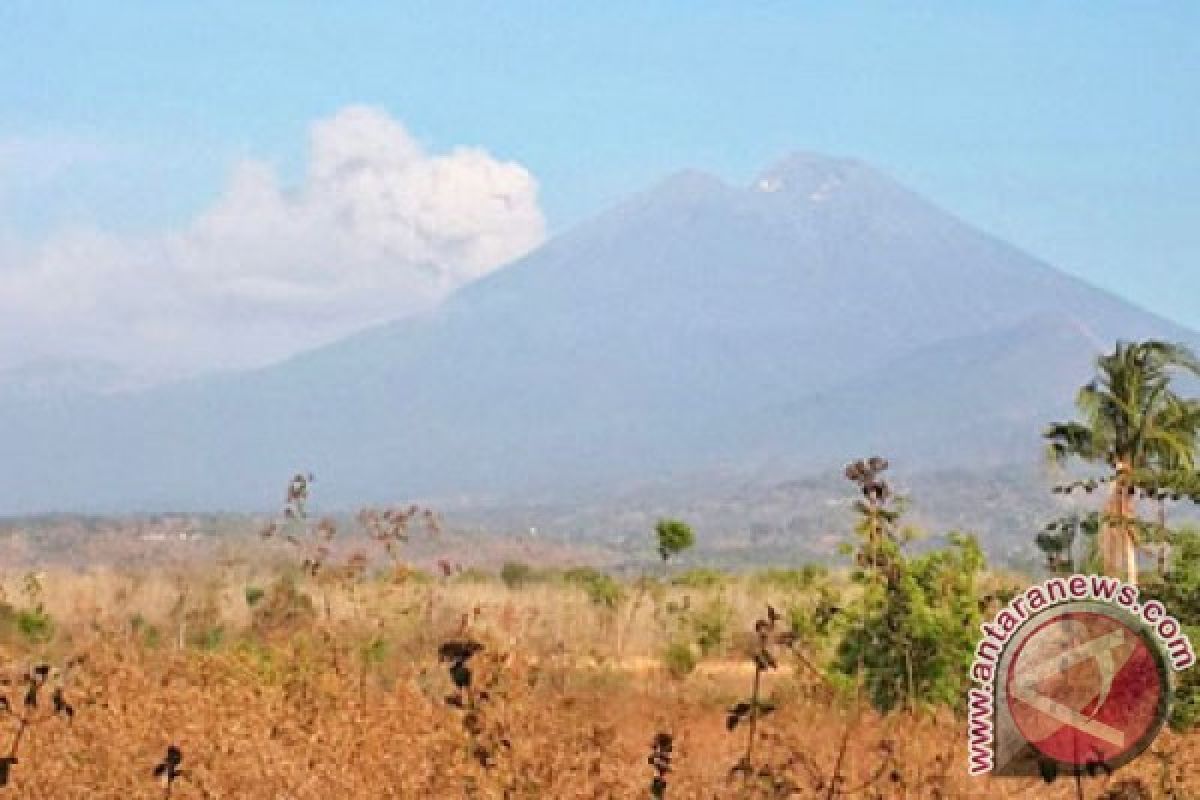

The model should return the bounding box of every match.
[0,568,1193,798]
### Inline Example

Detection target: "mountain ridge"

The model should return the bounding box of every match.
[0,152,1193,514]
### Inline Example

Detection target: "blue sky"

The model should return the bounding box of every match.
[0,2,1197,372]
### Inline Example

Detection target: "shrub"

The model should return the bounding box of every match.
[500,561,537,588]
[563,567,624,610]
[1169,626,1200,732]
[244,586,265,607]
[785,584,842,645]
[752,564,828,592]
[663,641,697,679]
[834,532,984,713]
[0,602,15,639]
[671,567,725,590]
[251,574,316,637]
[130,613,162,648]
[190,625,225,651]
[834,458,985,713]
[360,635,388,667]
[16,607,53,643]
[690,597,732,656]
[142,624,163,649]
[1140,527,1200,731]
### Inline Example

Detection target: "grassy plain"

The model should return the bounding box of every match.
[0,550,1192,799]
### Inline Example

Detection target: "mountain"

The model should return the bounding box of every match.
[0,153,1193,513]
[0,358,135,399]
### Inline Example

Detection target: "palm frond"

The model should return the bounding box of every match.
[1043,422,1100,464]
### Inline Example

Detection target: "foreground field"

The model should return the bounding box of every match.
[0,566,1193,799]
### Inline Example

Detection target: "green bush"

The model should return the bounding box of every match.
[1140,527,1200,731]
[663,641,697,679]
[671,567,726,590]
[1169,626,1200,732]
[142,625,163,649]
[786,585,842,644]
[190,625,226,651]
[690,597,732,656]
[753,564,828,592]
[563,567,624,610]
[16,607,53,643]
[500,561,538,588]
[130,613,162,648]
[244,586,266,607]
[834,531,984,713]
[360,635,389,667]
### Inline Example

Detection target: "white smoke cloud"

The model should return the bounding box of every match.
[0,106,545,381]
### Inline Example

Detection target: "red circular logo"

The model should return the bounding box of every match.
[1005,609,1167,768]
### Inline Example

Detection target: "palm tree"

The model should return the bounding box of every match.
[1141,395,1200,573]
[1045,340,1200,585]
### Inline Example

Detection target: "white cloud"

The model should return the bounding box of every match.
[0,106,545,381]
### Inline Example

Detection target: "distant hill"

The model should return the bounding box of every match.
[0,358,135,399]
[0,152,1193,514]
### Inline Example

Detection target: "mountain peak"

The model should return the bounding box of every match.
[599,168,733,225]
[752,151,873,201]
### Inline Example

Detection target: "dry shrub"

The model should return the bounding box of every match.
[0,567,1192,798]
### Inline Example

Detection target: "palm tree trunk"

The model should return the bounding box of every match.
[1101,461,1141,586]
[1104,474,1137,586]
[1101,483,1126,580]
[1123,528,1138,585]
[1121,486,1138,586]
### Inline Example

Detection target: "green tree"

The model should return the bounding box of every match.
[834,458,986,713]
[1035,512,1099,575]
[1140,526,1200,730]
[654,518,695,562]
[616,519,696,660]
[1045,340,1200,585]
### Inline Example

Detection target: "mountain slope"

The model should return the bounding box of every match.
[0,153,1192,512]
[727,314,1113,476]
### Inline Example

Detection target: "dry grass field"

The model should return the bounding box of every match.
[0,559,1193,799]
